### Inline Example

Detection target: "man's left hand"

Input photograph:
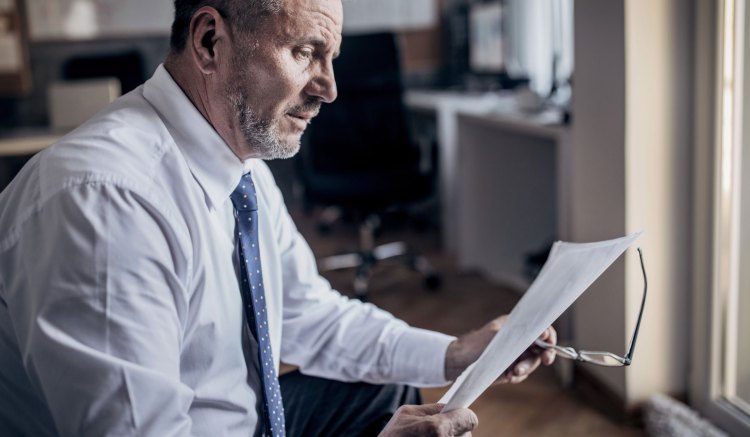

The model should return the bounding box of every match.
[444,315,557,383]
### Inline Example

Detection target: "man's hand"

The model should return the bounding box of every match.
[379,404,478,437]
[444,315,557,383]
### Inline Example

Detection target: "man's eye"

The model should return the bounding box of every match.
[296,48,314,60]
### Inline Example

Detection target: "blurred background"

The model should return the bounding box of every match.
[0,0,749,435]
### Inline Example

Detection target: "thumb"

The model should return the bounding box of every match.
[412,403,445,416]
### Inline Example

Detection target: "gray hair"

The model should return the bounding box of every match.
[169,0,282,54]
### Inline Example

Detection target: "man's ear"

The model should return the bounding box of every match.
[188,6,229,74]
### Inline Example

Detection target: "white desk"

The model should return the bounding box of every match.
[406,90,571,289]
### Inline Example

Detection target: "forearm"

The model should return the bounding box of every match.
[282,294,455,386]
[444,319,503,381]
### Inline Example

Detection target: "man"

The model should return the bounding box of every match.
[0,0,556,435]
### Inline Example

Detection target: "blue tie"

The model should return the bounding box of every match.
[230,172,286,437]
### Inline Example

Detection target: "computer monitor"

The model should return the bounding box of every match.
[468,1,504,74]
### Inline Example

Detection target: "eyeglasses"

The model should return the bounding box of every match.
[534,248,647,367]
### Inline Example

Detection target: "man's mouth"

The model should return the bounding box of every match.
[285,99,321,132]
[287,112,314,122]
[285,113,313,131]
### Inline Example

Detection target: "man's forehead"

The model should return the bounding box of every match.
[275,0,343,42]
[291,0,343,23]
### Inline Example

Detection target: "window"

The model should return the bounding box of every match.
[733,0,750,415]
[694,0,750,433]
[503,0,574,97]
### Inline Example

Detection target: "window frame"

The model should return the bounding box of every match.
[692,0,750,434]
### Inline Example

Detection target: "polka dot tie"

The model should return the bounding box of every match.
[230,173,286,437]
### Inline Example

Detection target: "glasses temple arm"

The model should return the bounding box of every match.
[625,248,647,361]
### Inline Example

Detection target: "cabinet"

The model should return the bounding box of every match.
[406,90,570,289]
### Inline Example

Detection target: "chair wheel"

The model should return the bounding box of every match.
[424,273,441,291]
[354,274,369,301]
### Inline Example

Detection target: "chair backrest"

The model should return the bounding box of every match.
[62,50,145,94]
[302,32,419,175]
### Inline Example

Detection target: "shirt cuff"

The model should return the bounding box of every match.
[391,327,456,387]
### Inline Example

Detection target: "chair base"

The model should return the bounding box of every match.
[317,214,440,300]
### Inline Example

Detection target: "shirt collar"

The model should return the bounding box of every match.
[143,64,246,209]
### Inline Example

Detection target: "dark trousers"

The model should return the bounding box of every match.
[279,371,421,437]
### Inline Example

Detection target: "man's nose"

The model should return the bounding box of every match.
[307,63,337,103]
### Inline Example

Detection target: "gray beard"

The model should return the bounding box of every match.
[228,84,301,160]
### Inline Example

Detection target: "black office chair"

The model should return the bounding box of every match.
[62,50,145,94]
[299,32,440,300]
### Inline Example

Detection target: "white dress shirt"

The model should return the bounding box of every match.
[0,65,454,436]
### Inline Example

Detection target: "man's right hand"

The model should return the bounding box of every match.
[379,403,478,436]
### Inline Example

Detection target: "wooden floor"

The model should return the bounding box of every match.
[292,207,645,437]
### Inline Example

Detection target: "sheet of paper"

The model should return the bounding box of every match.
[440,231,642,411]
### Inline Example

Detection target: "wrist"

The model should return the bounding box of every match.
[444,339,467,381]
[444,322,499,381]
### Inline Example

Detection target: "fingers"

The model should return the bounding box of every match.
[507,374,528,384]
[382,404,478,437]
[507,355,540,383]
[494,325,559,385]
[538,326,557,343]
[538,326,558,365]
[494,356,539,385]
[406,403,445,416]
[513,356,541,376]
[443,407,479,435]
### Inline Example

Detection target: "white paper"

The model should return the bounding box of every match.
[440,231,642,411]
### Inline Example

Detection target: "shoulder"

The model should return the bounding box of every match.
[0,88,191,249]
[27,86,192,214]
[42,87,176,189]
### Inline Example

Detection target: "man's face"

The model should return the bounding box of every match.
[224,0,342,160]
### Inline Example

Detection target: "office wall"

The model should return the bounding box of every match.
[399,28,443,78]
[0,14,441,130]
[571,0,628,397]
[623,0,692,404]
[0,37,169,129]
[572,0,693,406]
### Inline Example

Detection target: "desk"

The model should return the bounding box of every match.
[406,90,571,289]
[0,129,61,189]
[0,129,61,156]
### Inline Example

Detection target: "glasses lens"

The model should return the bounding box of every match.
[578,351,627,367]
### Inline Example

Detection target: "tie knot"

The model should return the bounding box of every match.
[231,173,258,211]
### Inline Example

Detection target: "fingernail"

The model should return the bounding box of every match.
[517,364,528,375]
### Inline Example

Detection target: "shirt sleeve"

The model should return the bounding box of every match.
[258,169,455,387]
[5,181,194,436]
